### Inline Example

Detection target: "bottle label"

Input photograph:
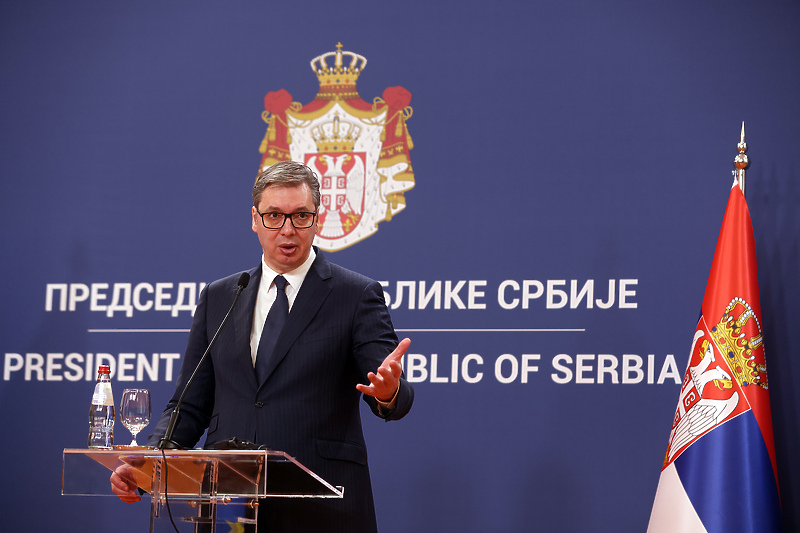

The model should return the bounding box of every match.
[91,384,114,406]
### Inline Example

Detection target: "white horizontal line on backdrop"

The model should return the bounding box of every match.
[87,329,191,333]
[396,328,584,332]
[88,328,584,333]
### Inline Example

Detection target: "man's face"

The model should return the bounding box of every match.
[252,183,318,274]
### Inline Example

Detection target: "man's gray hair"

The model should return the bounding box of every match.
[252,161,321,209]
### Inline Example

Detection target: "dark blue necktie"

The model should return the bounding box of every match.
[255,275,288,383]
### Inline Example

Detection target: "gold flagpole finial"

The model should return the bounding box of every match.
[734,121,749,195]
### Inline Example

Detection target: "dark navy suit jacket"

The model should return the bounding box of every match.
[149,250,414,532]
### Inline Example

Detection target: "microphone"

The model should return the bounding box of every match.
[158,272,250,450]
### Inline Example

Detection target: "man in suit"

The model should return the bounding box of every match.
[111,160,414,532]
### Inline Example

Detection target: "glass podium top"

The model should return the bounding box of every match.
[62,448,344,500]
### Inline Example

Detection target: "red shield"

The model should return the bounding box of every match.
[305,152,366,237]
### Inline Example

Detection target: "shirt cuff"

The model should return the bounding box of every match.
[375,384,400,415]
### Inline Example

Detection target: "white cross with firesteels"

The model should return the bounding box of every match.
[322,173,346,210]
[319,155,347,237]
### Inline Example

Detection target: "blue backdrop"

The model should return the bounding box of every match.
[1,1,798,532]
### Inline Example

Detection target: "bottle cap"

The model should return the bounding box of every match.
[98,365,111,374]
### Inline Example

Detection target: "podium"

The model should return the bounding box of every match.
[62,448,344,532]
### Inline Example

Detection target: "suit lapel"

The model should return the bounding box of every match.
[257,252,332,387]
[233,265,261,390]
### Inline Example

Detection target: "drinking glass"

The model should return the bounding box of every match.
[120,389,151,446]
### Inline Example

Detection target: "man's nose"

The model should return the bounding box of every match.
[280,219,296,234]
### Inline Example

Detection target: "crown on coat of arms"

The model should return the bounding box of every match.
[710,297,768,389]
[312,112,361,153]
[310,42,367,100]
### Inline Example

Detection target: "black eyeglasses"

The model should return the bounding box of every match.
[255,207,318,229]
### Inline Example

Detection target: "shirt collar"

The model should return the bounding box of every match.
[260,247,316,289]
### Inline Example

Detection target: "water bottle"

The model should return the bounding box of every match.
[88,365,115,448]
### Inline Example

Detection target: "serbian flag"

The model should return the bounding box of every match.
[647,178,782,532]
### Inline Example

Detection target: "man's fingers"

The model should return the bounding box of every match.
[360,368,395,389]
[111,472,131,488]
[111,471,141,503]
[355,339,409,399]
[385,338,411,365]
[114,489,141,503]
[377,364,400,381]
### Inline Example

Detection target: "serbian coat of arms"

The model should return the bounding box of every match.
[258,43,415,251]
[663,297,767,466]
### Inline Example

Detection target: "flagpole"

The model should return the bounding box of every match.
[734,121,749,195]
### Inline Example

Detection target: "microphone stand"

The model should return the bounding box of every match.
[158,273,250,450]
